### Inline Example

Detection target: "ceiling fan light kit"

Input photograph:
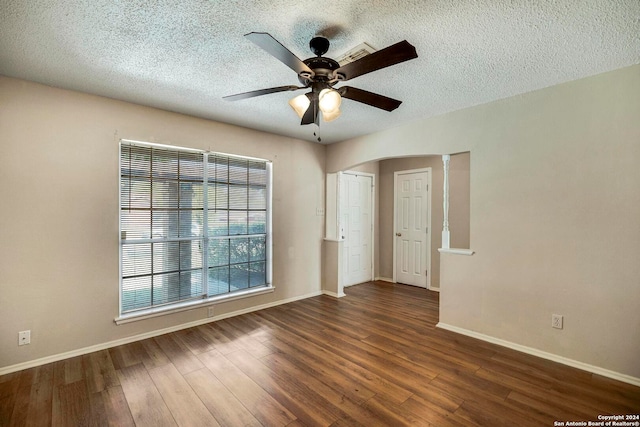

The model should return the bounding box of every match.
[288,94,311,118]
[290,89,341,122]
[224,32,418,128]
[318,88,341,114]
[322,108,341,123]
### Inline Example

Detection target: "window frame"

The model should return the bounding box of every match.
[116,139,273,324]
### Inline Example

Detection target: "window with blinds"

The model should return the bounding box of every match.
[119,141,271,315]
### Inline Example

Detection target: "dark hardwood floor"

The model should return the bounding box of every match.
[1,281,638,426]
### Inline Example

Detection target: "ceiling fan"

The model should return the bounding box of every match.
[223,32,418,127]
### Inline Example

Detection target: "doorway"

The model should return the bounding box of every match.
[393,168,431,288]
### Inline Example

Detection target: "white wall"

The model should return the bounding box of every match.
[326,64,640,380]
[0,76,325,370]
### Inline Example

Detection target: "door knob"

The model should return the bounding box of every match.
[396,232,402,237]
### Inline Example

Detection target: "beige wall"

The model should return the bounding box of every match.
[0,77,325,369]
[377,153,470,287]
[2,64,639,381]
[326,65,640,379]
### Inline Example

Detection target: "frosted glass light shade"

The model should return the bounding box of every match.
[323,108,341,122]
[319,89,341,113]
[289,94,310,118]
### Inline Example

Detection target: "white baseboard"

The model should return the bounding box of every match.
[322,290,346,298]
[0,290,322,376]
[436,322,640,387]
[429,286,440,292]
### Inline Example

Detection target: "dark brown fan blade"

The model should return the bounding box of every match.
[338,86,402,111]
[245,32,313,75]
[223,85,304,101]
[334,40,417,81]
[301,93,319,125]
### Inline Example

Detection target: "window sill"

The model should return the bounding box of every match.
[114,286,275,325]
[438,248,475,256]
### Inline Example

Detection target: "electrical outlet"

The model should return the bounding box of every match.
[18,330,31,346]
[552,314,563,329]
[316,208,325,216]
[207,307,215,318]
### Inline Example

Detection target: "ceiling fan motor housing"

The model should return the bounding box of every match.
[299,57,342,86]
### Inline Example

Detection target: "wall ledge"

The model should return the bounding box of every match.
[115,286,275,325]
[438,248,474,255]
[436,322,640,387]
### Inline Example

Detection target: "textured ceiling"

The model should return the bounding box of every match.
[1,0,638,144]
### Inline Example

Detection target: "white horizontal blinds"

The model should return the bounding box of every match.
[206,155,268,296]
[120,142,270,314]
[247,161,268,289]
[120,144,206,313]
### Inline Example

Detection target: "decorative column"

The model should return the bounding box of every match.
[442,154,450,249]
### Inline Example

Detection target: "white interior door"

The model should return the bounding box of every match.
[395,169,430,288]
[340,173,373,287]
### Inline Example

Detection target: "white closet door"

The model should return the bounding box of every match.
[340,173,373,287]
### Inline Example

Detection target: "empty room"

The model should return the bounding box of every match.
[1,0,639,425]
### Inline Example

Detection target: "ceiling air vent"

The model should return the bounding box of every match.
[335,42,377,66]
